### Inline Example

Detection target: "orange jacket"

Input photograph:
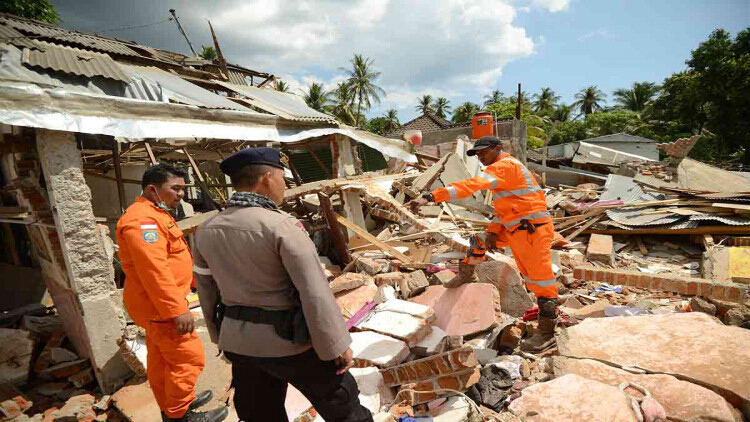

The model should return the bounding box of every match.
[432,153,550,231]
[116,197,193,327]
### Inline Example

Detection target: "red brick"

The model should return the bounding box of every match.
[616,272,629,286]
[727,287,741,300]
[637,275,651,289]
[651,277,662,291]
[574,267,584,279]
[687,281,698,296]
[381,347,477,387]
[699,282,712,297]
[676,279,689,295]
[712,285,726,299]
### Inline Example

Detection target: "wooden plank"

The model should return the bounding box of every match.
[182,148,217,210]
[112,143,127,214]
[583,226,750,236]
[335,213,412,264]
[636,237,649,255]
[564,214,603,241]
[711,202,750,211]
[702,234,715,249]
[318,193,352,265]
[177,210,219,235]
[307,146,332,179]
[144,142,158,165]
[2,223,20,265]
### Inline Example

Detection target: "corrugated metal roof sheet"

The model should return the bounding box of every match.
[600,174,683,227]
[582,133,656,144]
[22,40,130,82]
[228,69,248,86]
[121,65,249,111]
[215,81,337,124]
[0,16,140,57]
[573,142,655,167]
[0,21,35,49]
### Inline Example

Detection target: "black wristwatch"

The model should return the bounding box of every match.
[421,192,435,202]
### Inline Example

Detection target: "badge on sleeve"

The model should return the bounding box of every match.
[295,221,309,235]
[140,221,158,243]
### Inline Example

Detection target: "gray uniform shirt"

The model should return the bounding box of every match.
[193,206,351,361]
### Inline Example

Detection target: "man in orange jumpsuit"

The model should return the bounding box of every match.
[407,137,558,352]
[116,164,228,422]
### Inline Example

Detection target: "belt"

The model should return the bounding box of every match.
[224,305,310,345]
[515,219,548,234]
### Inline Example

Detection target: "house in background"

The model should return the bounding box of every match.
[546,133,659,162]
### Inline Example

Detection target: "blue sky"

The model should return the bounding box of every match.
[52,0,750,123]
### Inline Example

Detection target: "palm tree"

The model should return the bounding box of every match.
[415,95,434,115]
[342,54,385,127]
[572,85,606,117]
[509,91,530,107]
[330,82,357,126]
[434,97,452,119]
[532,87,560,113]
[551,104,573,122]
[451,102,480,124]
[303,82,330,112]
[275,80,290,93]
[383,109,400,133]
[483,90,504,107]
[199,46,217,60]
[612,82,660,113]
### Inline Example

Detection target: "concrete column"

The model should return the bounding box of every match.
[35,129,130,393]
[334,135,357,178]
[341,188,366,238]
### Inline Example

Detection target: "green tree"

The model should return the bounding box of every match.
[330,82,357,125]
[199,46,217,60]
[483,90,504,107]
[508,91,531,107]
[365,117,389,135]
[434,97,452,119]
[532,87,560,113]
[584,110,644,137]
[383,109,400,133]
[452,102,480,124]
[342,54,385,127]
[572,85,606,117]
[1,0,60,24]
[612,82,660,113]
[415,95,434,115]
[551,104,573,122]
[303,82,330,112]
[550,121,587,145]
[275,80,290,93]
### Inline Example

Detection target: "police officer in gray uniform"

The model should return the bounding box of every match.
[193,148,372,422]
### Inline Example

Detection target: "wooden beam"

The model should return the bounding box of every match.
[318,193,352,265]
[636,237,649,255]
[564,214,603,241]
[415,151,440,163]
[335,213,412,264]
[144,142,158,165]
[584,226,750,236]
[307,146,331,178]
[112,143,127,213]
[182,147,217,210]
[702,234,715,249]
[177,210,219,235]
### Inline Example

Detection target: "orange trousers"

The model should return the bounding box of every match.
[463,223,558,299]
[145,322,205,418]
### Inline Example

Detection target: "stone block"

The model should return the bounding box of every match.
[432,270,455,285]
[410,284,496,336]
[329,273,371,294]
[380,347,478,387]
[412,326,448,357]
[0,329,35,384]
[50,348,78,365]
[356,311,431,347]
[476,257,534,318]
[111,381,161,422]
[336,281,378,319]
[399,271,429,299]
[586,234,614,266]
[374,272,407,287]
[690,297,717,316]
[350,331,409,368]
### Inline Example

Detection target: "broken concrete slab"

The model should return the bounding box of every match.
[431,270,455,286]
[374,299,434,321]
[349,367,395,415]
[410,284,496,337]
[476,257,534,318]
[374,272,407,287]
[557,312,750,416]
[553,356,739,422]
[111,380,162,422]
[413,326,448,357]
[336,281,378,319]
[399,271,429,299]
[49,348,78,365]
[54,393,96,422]
[329,273,371,294]
[586,234,615,266]
[561,299,610,320]
[690,297,717,316]
[350,331,409,368]
[356,310,431,347]
[0,328,34,384]
[508,374,638,421]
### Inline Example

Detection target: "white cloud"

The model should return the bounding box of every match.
[530,0,570,13]
[577,28,612,41]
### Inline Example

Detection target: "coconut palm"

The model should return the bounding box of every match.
[612,82,660,113]
[434,97,452,119]
[483,90,504,107]
[451,102,480,124]
[415,95,434,115]
[330,82,357,126]
[509,91,530,107]
[572,85,606,117]
[275,80,290,93]
[341,54,385,127]
[550,104,573,122]
[199,45,217,60]
[303,82,330,113]
[383,109,400,133]
[532,87,560,112]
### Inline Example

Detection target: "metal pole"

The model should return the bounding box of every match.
[169,9,198,57]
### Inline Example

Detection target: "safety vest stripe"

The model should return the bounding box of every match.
[446,186,459,201]
[479,172,499,189]
[492,185,542,199]
[503,211,552,228]
[193,265,212,276]
[523,275,557,287]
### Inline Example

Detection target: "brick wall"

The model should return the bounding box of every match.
[397,368,481,405]
[380,347,477,387]
[573,266,749,303]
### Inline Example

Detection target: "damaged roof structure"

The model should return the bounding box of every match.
[1,12,749,422]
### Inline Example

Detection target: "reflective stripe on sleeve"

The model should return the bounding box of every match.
[446,186,459,201]
[193,265,212,276]
[479,171,499,189]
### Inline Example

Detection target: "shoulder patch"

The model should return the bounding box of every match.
[140,221,158,230]
[295,221,309,235]
[142,230,158,243]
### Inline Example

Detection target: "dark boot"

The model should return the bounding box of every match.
[444,261,479,288]
[188,390,213,411]
[166,407,229,422]
[520,298,558,352]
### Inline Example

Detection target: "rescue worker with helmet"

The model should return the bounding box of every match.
[407,136,558,352]
[116,164,228,422]
[193,148,372,422]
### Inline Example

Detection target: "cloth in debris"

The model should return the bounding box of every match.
[466,365,514,412]
[594,284,623,294]
[116,196,204,418]
[219,146,284,175]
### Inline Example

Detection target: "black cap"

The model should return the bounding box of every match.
[467,136,502,156]
[219,147,284,175]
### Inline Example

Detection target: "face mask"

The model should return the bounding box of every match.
[151,187,172,212]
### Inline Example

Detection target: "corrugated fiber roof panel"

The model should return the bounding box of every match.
[22,40,130,82]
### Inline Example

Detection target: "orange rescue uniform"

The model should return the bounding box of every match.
[116,197,205,418]
[431,153,558,299]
